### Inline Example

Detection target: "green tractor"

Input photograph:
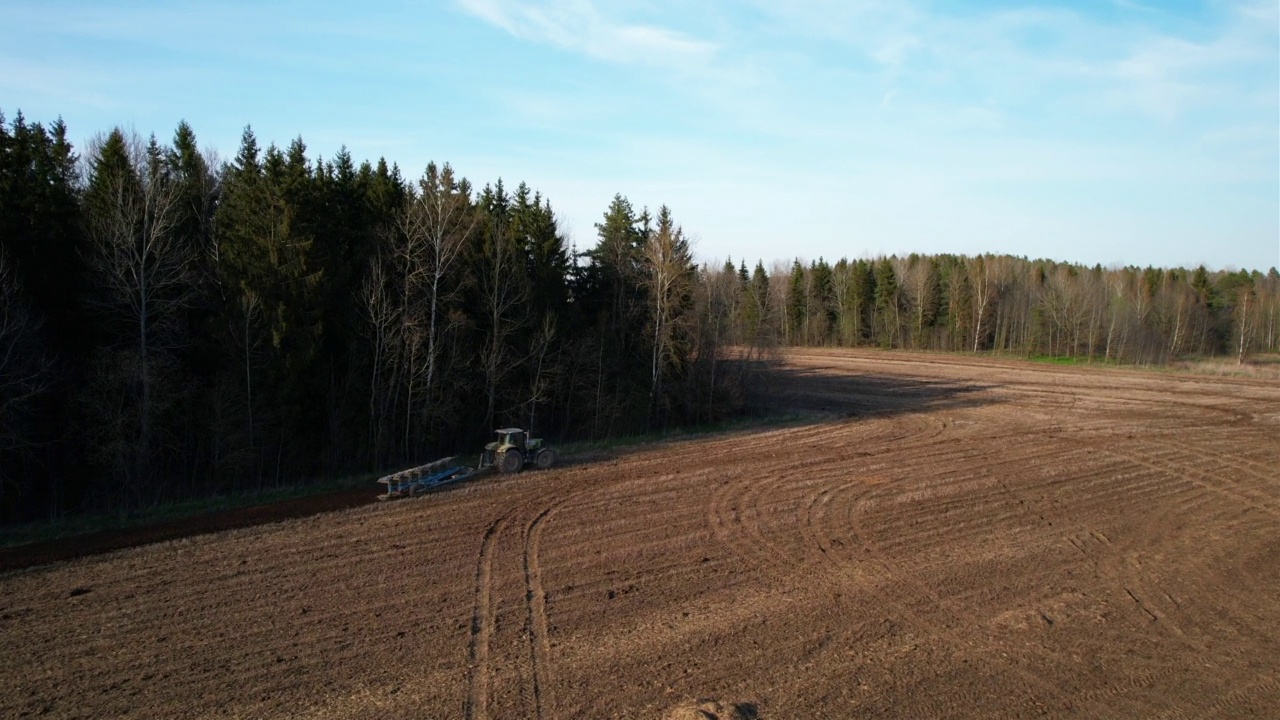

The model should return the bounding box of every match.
[480,428,556,474]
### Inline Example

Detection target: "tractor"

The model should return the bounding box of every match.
[480,428,556,474]
[377,427,556,499]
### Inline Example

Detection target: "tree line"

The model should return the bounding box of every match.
[717,254,1278,363]
[1,110,1275,522]
[1,111,741,522]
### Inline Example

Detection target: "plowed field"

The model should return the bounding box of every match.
[3,350,1279,718]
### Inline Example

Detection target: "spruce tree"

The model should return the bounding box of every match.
[787,260,806,345]
[874,258,901,348]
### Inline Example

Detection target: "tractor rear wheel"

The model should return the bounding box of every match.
[535,448,556,470]
[498,450,523,474]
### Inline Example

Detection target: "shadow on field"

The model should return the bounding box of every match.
[1,362,997,573]
[0,488,375,575]
[750,364,998,418]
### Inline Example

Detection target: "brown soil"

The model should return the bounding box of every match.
[2,349,1278,719]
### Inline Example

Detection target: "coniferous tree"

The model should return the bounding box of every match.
[786,260,806,345]
[0,111,85,354]
[577,194,649,436]
[214,128,323,486]
[808,258,835,345]
[874,258,901,348]
[744,261,773,358]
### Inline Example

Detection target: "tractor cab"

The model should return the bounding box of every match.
[493,428,525,452]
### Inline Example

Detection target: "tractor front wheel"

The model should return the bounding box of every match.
[499,450,524,474]
[535,449,556,470]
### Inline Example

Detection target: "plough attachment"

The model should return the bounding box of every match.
[376,457,478,501]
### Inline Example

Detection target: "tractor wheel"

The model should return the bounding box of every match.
[535,448,556,470]
[498,450,524,474]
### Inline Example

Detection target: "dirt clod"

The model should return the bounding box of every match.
[665,699,759,720]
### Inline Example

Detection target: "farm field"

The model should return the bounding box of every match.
[2,349,1278,719]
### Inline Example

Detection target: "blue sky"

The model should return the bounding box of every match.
[2,0,1277,271]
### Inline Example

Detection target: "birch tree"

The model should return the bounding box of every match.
[364,162,474,458]
[1234,281,1259,364]
[969,256,998,352]
[644,205,694,426]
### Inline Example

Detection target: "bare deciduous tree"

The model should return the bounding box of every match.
[643,206,694,425]
[0,250,51,506]
[365,163,474,460]
[478,210,528,431]
[970,256,998,352]
[1235,284,1259,365]
[83,131,195,504]
[525,313,558,433]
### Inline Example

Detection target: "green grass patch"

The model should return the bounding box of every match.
[1025,354,1089,365]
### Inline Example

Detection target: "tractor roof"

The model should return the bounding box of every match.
[495,428,524,434]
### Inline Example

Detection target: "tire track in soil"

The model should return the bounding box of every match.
[1176,428,1279,473]
[702,424,855,575]
[1043,396,1280,645]
[1100,443,1280,519]
[1158,438,1280,508]
[465,513,510,720]
[522,505,556,720]
[988,438,1215,655]
[508,481,604,720]
[1045,481,1202,650]
[982,431,1254,706]
[802,476,1113,717]
[1150,673,1280,720]
[716,404,1100,592]
[705,414,952,580]
[707,458,809,577]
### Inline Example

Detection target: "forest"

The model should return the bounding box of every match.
[2,110,1277,523]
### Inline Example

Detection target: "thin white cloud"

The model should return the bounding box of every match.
[747,0,1276,124]
[870,34,922,67]
[455,0,716,67]
[1105,3,1277,120]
